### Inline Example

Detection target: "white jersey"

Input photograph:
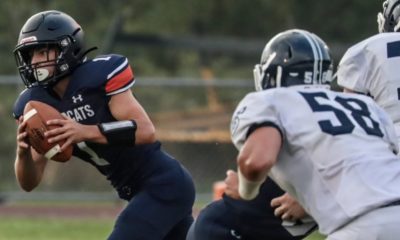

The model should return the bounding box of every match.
[337,33,400,142]
[231,87,400,235]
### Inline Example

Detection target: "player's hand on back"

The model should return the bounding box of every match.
[224,169,241,199]
[271,192,307,221]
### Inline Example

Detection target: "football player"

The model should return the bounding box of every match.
[186,30,330,240]
[337,0,400,147]
[13,10,195,240]
[227,29,400,240]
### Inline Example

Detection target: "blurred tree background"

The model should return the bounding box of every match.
[0,0,381,75]
[0,0,383,199]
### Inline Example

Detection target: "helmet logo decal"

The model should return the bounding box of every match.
[19,36,37,44]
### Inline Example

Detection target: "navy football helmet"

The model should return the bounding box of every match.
[253,29,333,91]
[14,10,94,88]
[378,0,400,32]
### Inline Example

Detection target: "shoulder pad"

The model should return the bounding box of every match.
[72,54,135,95]
[12,87,57,119]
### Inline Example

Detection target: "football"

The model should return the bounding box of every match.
[23,101,73,162]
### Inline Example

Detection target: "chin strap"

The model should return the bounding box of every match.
[80,47,98,62]
[82,47,98,56]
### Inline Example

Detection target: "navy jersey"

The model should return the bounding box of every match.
[13,54,161,199]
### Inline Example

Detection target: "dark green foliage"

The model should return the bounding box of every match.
[0,0,385,75]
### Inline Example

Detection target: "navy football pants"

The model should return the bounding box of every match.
[108,163,195,240]
[186,178,316,240]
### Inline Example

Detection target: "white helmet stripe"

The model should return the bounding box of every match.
[295,30,322,84]
[309,34,324,84]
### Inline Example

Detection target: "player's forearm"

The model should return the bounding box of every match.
[14,150,45,192]
[238,127,280,181]
[237,145,274,182]
[83,124,108,144]
[134,120,156,144]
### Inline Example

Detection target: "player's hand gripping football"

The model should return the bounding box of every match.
[224,169,241,199]
[45,117,92,151]
[271,192,307,221]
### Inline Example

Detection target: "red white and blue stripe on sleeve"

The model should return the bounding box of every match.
[105,58,135,96]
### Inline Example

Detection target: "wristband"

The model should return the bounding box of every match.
[98,120,137,146]
[238,168,265,200]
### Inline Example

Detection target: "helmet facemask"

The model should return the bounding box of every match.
[253,52,280,91]
[14,36,79,88]
[14,11,92,88]
[378,0,400,32]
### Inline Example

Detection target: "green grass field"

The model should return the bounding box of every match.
[305,231,325,240]
[0,217,113,240]
[0,201,326,239]
[0,217,325,240]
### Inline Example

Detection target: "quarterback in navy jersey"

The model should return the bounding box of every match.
[13,10,195,240]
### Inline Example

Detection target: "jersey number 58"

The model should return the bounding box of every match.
[300,91,383,137]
